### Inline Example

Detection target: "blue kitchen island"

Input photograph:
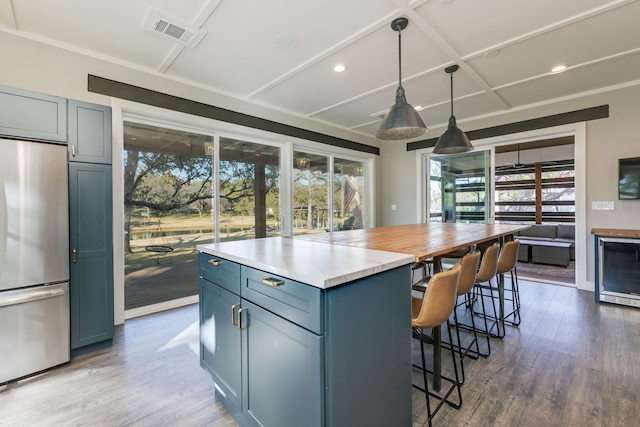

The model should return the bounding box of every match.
[197,237,414,427]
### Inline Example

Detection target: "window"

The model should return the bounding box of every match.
[293,151,366,233]
[123,121,214,311]
[334,157,365,230]
[428,150,490,223]
[219,137,280,239]
[495,159,575,224]
[120,116,371,316]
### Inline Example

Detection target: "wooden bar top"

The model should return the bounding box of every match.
[591,228,640,238]
[296,223,529,262]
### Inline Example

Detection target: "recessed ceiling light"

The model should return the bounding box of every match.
[333,64,347,73]
[551,65,568,73]
[275,34,299,49]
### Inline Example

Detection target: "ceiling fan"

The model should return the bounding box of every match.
[497,144,528,170]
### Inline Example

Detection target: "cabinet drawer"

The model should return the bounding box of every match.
[241,266,323,334]
[199,254,240,295]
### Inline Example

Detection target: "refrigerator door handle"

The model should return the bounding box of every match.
[0,287,65,308]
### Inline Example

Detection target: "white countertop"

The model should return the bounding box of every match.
[197,237,414,289]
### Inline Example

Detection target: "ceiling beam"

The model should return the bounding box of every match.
[407,104,609,151]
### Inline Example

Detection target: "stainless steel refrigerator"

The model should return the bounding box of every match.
[0,138,70,385]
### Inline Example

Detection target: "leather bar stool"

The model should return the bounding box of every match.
[471,243,500,348]
[412,247,469,293]
[411,263,462,427]
[411,261,429,286]
[480,240,522,332]
[446,250,482,384]
[497,239,521,325]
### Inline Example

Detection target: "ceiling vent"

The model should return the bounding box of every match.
[143,8,205,47]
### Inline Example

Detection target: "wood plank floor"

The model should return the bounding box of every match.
[0,304,236,427]
[414,279,640,427]
[2,280,639,427]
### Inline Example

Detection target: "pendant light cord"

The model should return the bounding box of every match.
[397,28,403,88]
[449,72,454,117]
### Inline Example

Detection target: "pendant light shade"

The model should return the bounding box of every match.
[375,18,428,140]
[432,65,473,154]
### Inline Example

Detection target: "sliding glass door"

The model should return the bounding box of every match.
[292,150,366,234]
[123,121,214,312]
[427,149,492,223]
[218,137,281,240]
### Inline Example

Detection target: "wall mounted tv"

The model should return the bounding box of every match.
[619,156,640,199]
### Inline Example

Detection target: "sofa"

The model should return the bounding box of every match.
[515,224,575,267]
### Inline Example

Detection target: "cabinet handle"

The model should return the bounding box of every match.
[262,278,284,287]
[231,303,240,326]
[71,144,77,157]
[237,307,248,330]
[72,249,77,263]
[208,259,223,266]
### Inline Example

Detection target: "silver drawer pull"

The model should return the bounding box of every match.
[208,259,223,266]
[238,307,248,330]
[262,278,284,287]
[231,303,240,326]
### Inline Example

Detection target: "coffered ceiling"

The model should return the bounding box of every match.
[2,0,639,141]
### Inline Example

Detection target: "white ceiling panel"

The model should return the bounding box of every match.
[413,0,625,57]
[10,0,208,67]
[167,0,400,95]
[251,20,452,115]
[467,0,640,88]
[495,51,640,107]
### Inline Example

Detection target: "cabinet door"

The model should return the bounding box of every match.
[0,84,67,142]
[241,299,323,427]
[68,100,112,164]
[69,163,114,350]
[200,278,242,409]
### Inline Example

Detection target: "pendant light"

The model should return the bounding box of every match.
[432,65,474,154]
[375,17,428,140]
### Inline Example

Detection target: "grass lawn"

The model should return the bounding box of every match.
[126,212,280,270]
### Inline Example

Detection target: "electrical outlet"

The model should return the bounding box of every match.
[592,201,614,210]
[391,204,397,211]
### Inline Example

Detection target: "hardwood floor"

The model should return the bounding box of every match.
[2,280,639,426]
[1,305,237,427]
[413,279,640,427]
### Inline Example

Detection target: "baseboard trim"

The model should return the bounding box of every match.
[125,295,199,320]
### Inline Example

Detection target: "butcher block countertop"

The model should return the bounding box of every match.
[591,228,640,238]
[296,222,529,263]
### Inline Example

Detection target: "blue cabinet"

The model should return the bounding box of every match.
[241,298,323,427]
[0,84,67,142]
[68,100,112,164]
[199,265,242,409]
[199,252,412,427]
[199,254,323,427]
[68,100,113,355]
[69,163,114,351]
